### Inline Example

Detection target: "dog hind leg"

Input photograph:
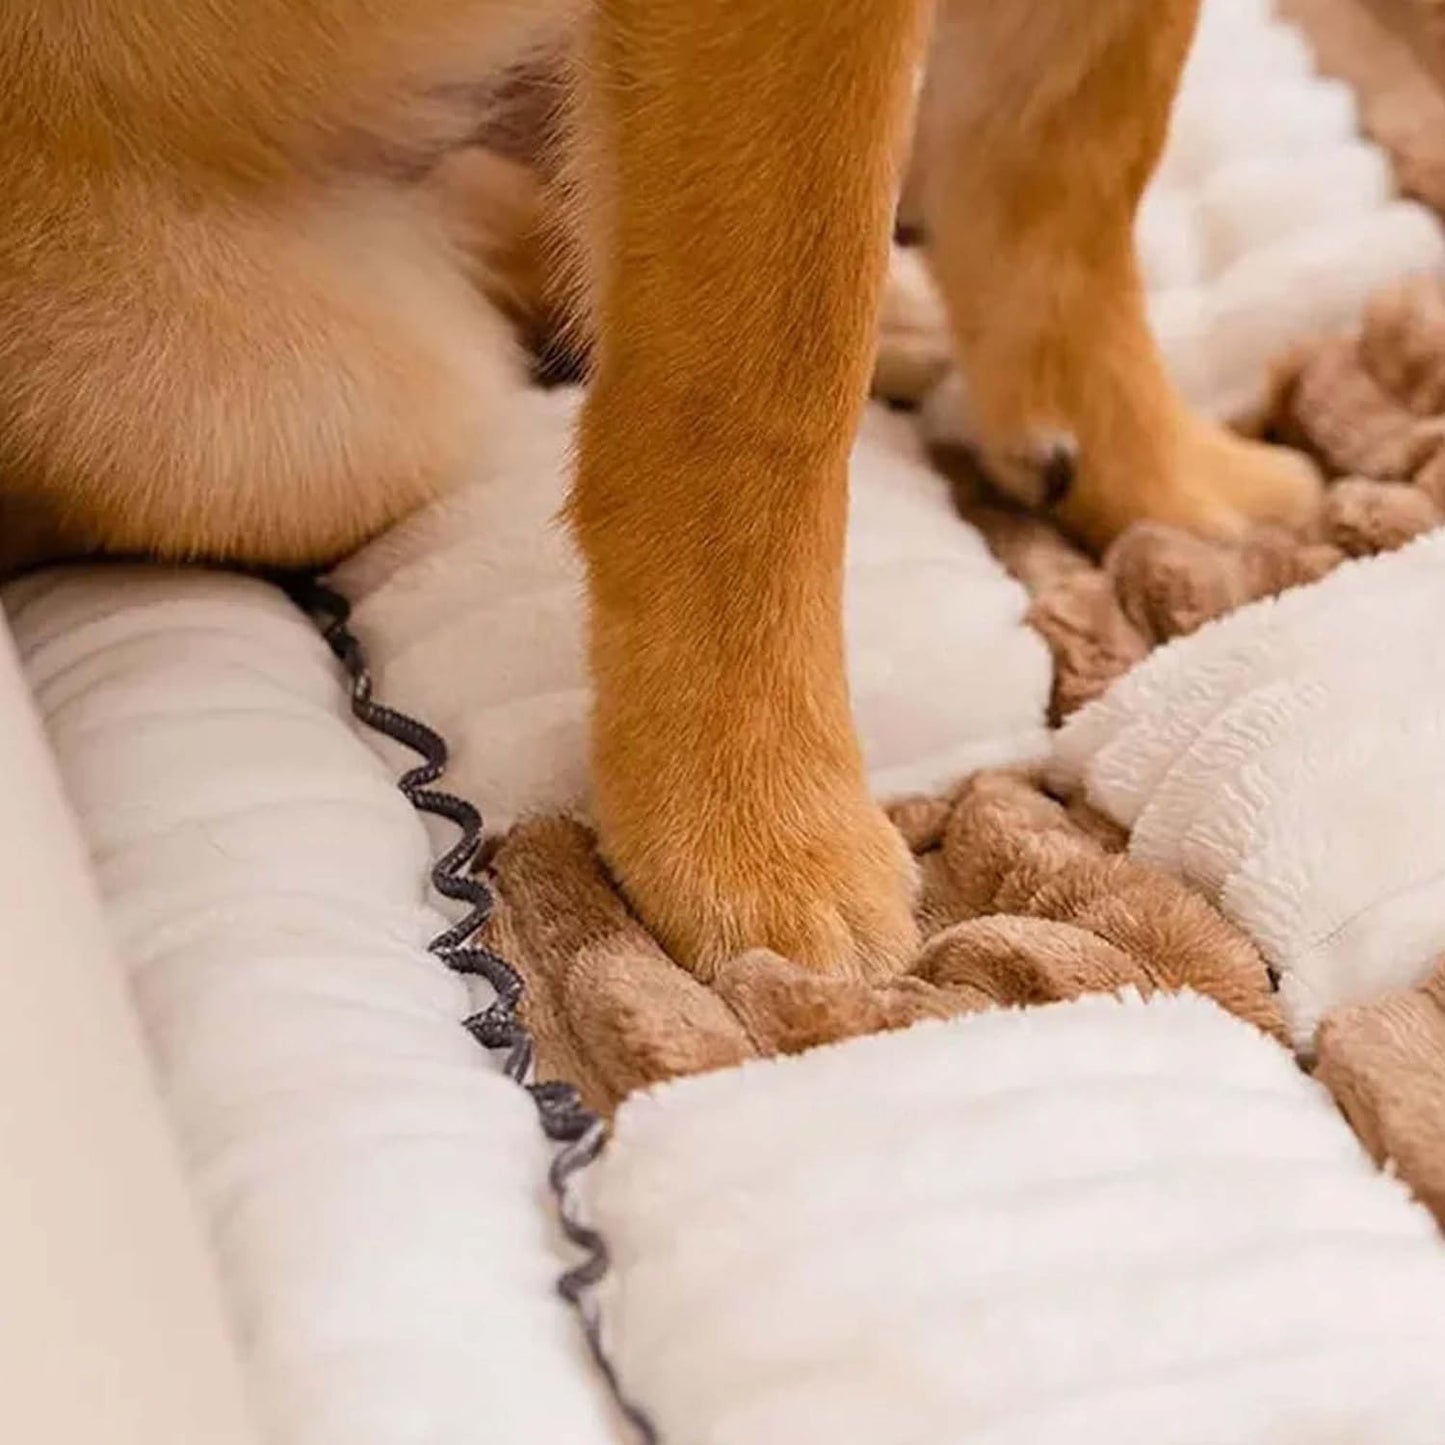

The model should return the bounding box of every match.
[0,181,522,568]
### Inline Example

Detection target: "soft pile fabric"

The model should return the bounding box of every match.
[1148,0,1443,422]
[0,608,263,1445]
[14,553,1445,1445]
[1318,954,1445,1231]
[1051,529,1445,1049]
[1,568,622,1445]
[589,990,1445,1445]
[484,772,1281,1116]
[327,0,1445,839]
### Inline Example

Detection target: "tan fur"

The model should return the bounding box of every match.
[0,0,1322,977]
[425,144,575,361]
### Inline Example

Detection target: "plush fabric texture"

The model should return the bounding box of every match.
[1148,0,1444,421]
[18,277,1445,1438]
[954,278,1445,1052]
[1,568,622,1445]
[935,464,1434,726]
[1317,954,1445,1231]
[484,772,1281,1116]
[1052,528,1445,1049]
[590,990,1445,1445]
[332,389,1052,833]
[12,553,1445,1445]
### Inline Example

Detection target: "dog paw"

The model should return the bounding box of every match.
[596,762,920,985]
[1171,416,1323,532]
[947,384,1323,552]
[929,278,1323,550]
[1057,412,1322,550]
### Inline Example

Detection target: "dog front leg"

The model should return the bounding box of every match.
[568,0,932,980]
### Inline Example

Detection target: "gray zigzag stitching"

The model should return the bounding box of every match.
[283,573,658,1445]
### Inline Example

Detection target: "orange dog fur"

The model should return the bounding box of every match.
[0,0,1319,978]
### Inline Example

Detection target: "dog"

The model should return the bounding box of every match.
[0,0,1319,981]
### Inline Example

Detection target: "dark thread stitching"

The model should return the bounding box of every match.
[280,573,658,1445]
